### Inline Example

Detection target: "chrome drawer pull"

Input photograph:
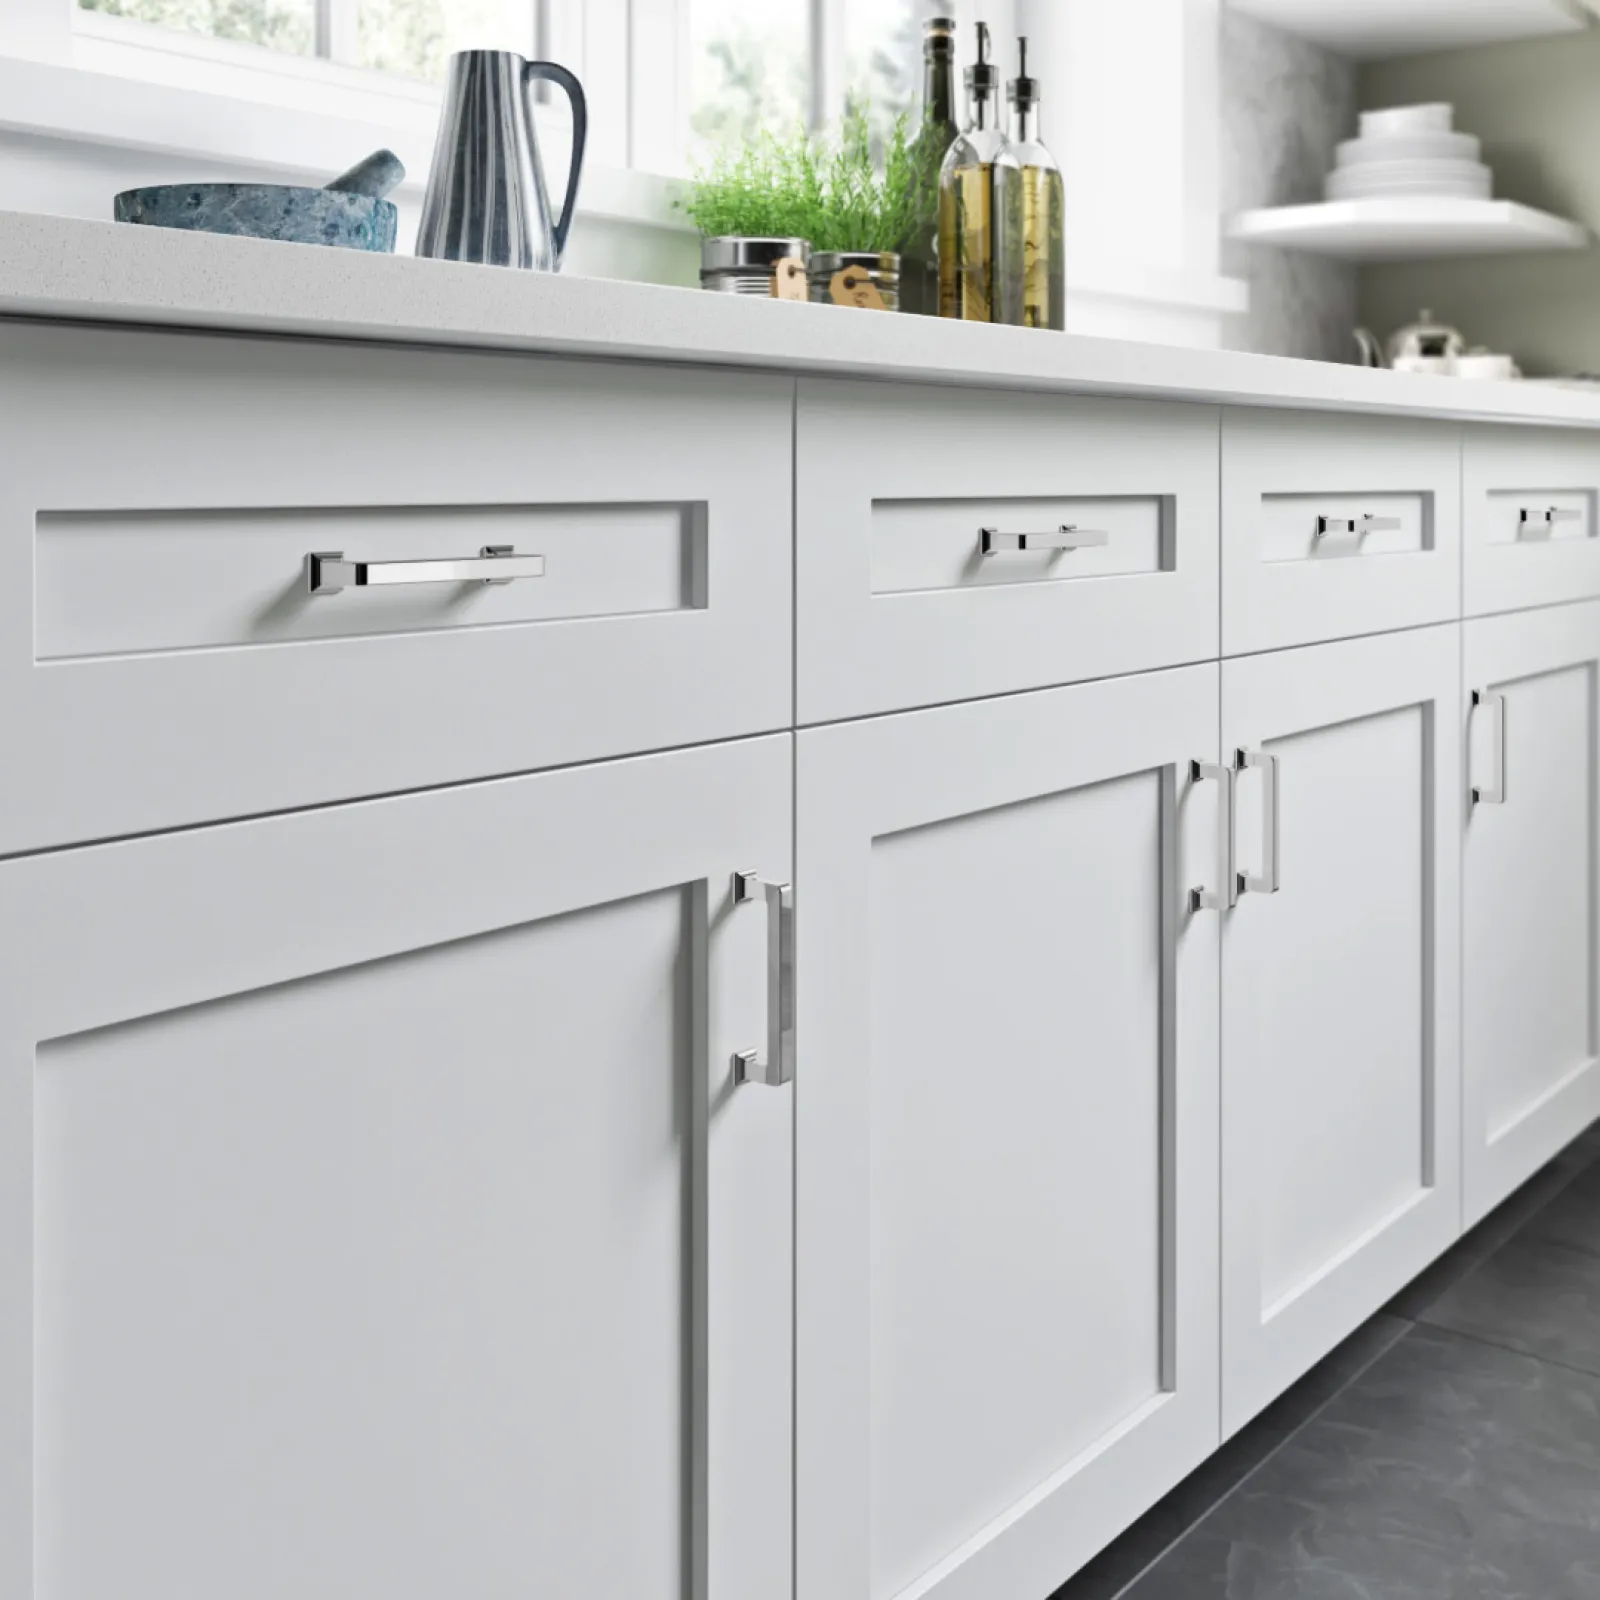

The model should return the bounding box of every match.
[1315,513,1401,539]
[1235,748,1281,896]
[1188,759,1236,913]
[1472,689,1507,806]
[1518,505,1582,532]
[307,544,546,596]
[732,871,795,1088]
[980,524,1110,556]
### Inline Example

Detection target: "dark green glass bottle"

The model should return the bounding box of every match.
[899,17,959,318]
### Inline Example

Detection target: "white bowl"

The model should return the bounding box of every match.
[1360,103,1454,137]
[1336,131,1480,166]
[1325,161,1491,201]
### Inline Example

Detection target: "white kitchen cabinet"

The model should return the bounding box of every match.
[0,321,792,853]
[1221,409,1461,656]
[796,380,1219,723]
[0,735,793,1600]
[796,666,1222,1600]
[1220,626,1462,1434]
[1463,426,1600,617]
[1462,601,1600,1226]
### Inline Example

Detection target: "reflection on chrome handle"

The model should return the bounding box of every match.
[1315,513,1402,539]
[980,524,1110,555]
[1236,748,1281,897]
[732,871,795,1088]
[1518,506,1583,533]
[307,545,546,595]
[1188,759,1237,913]
[1473,689,1507,806]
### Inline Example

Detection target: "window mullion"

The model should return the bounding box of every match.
[809,0,845,131]
[317,0,360,65]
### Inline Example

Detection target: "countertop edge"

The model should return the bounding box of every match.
[7,210,1600,428]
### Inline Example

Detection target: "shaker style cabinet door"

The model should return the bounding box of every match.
[796,666,1222,1600]
[0,321,792,852]
[0,736,793,1600]
[1221,409,1461,657]
[1462,601,1600,1225]
[1221,626,1462,1434]
[1463,426,1600,616]
[796,379,1220,722]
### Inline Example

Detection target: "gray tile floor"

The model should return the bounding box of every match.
[1054,1122,1600,1600]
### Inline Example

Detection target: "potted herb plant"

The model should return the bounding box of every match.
[684,109,938,310]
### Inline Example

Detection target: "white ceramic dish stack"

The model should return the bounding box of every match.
[1326,103,1494,202]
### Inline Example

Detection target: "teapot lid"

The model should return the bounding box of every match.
[1390,307,1467,351]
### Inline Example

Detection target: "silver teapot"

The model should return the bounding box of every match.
[416,49,587,271]
[1353,309,1466,372]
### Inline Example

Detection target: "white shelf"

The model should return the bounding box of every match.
[1229,198,1591,261]
[1229,0,1599,59]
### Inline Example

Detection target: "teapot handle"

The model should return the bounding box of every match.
[523,60,588,269]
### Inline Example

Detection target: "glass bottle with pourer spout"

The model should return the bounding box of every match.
[937,22,1018,321]
[996,36,1065,329]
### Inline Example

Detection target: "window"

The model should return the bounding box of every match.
[689,0,926,154]
[77,0,537,83]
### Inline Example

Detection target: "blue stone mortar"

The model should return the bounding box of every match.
[114,185,398,253]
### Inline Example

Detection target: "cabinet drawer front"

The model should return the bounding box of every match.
[0,735,793,1600]
[0,323,791,852]
[797,380,1219,722]
[1222,409,1461,654]
[798,666,1221,1598]
[1464,427,1600,615]
[1462,602,1600,1224]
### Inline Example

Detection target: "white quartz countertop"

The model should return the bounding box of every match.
[7,210,1600,427]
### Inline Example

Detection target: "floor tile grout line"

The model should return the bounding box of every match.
[1102,1318,1410,1600]
[1413,1318,1600,1386]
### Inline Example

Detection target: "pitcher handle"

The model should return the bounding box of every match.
[523,60,587,269]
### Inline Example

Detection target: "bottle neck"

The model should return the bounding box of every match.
[969,92,995,132]
[1010,101,1039,144]
[923,47,956,132]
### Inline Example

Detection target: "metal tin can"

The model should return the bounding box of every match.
[808,251,902,311]
[699,237,812,295]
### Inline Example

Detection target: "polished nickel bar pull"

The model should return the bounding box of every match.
[1472,689,1507,806]
[732,871,795,1088]
[1188,759,1237,913]
[307,544,546,596]
[1518,505,1583,532]
[980,524,1110,555]
[1316,513,1402,539]
[1235,748,1281,896]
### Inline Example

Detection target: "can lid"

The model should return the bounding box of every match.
[965,20,998,99]
[1008,36,1039,109]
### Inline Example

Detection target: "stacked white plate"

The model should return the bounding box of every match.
[1325,103,1492,202]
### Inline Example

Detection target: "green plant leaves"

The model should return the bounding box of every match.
[682,108,941,254]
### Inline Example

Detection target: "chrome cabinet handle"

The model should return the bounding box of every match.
[1188,759,1237,913]
[1236,748,1281,896]
[307,544,546,596]
[980,524,1110,556]
[1472,689,1507,805]
[732,872,794,1088]
[1315,513,1402,539]
[1518,505,1583,532]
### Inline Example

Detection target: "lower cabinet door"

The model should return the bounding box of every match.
[1463,600,1600,1226]
[797,665,1222,1600]
[0,737,793,1600]
[1221,626,1462,1434]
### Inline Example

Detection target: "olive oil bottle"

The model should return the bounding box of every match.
[899,17,960,317]
[937,22,1017,321]
[995,37,1065,330]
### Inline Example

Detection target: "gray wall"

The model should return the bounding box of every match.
[1221,7,1358,362]
[1360,31,1600,378]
